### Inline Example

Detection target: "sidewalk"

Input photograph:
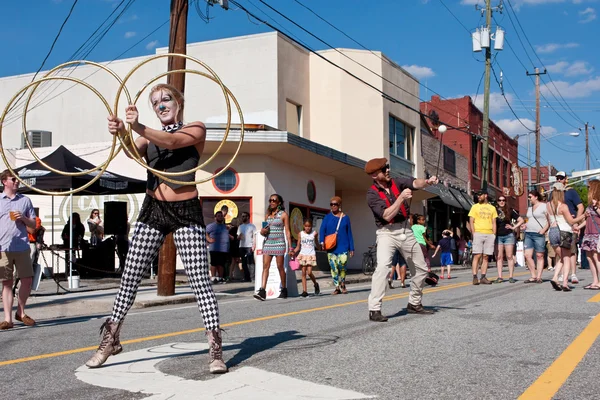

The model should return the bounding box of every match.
[2,264,473,321]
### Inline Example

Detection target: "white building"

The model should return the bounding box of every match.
[0,32,426,270]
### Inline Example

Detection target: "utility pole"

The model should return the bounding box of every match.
[480,0,493,193]
[585,122,589,170]
[158,0,189,297]
[526,68,546,184]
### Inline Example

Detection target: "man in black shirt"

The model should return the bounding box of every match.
[365,158,438,322]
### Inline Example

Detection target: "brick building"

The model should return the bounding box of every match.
[420,95,521,213]
[420,116,473,239]
[519,165,558,212]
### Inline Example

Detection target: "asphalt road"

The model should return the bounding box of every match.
[1,269,599,400]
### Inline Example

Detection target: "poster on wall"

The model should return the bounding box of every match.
[254,233,299,299]
[202,198,250,225]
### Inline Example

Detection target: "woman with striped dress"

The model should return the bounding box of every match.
[254,194,292,300]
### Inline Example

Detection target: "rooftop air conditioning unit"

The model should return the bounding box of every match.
[21,130,52,149]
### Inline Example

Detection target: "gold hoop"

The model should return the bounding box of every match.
[0,76,116,196]
[20,61,132,176]
[113,53,243,185]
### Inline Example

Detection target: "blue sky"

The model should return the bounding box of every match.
[2,0,599,174]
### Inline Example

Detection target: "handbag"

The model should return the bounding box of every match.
[323,213,343,251]
[425,271,439,286]
[289,258,300,271]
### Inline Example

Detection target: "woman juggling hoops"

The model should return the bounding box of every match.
[85,84,227,374]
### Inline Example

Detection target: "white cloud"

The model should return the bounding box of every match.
[401,65,435,79]
[471,92,514,115]
[547,61,570,73]
[579,7,597,22]
[541,76,600,98]
[535,42,579,54]
[547,60,594,76]
[124,31,136,39]
[496,119,557,137]
[145,40,159,50]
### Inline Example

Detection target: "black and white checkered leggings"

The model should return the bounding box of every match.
[110,222,219,331]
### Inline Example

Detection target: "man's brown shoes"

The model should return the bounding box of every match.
[406,303,434,314]
[15,313,36,326]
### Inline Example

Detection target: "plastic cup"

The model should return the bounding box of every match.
[9,211,18,221]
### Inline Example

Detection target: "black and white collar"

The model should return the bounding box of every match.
[162,121,183,132]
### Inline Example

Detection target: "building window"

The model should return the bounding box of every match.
[503,159,509,187]
[443,146,456,174]
[495,154,501,187]
[389,115,414,160]
[212,167,239,194]
[286,100,302,136]
[472,137,478,176]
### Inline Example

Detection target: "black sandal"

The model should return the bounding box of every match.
[524,278,537,284]
[550,280,562,291]
[562,286,572,292]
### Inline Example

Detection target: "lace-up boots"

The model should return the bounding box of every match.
[85,318,123,368]
[207,329,228,374]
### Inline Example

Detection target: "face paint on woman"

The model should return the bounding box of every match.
[151,91,178,125]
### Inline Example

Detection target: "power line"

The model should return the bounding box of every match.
[2,13,168,129]
[6,0,79,115]
[491,65,534,132]
[437,0,471,34]
[229,0,478,138]
[504,0,585,125]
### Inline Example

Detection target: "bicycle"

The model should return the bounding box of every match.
[362,244,377,275]
[460,246,473,269]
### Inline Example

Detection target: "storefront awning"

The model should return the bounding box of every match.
[459,191,475,208]
[424,184,463,209]
[451,188,473,211]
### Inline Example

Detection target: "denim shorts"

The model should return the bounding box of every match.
[497,234,515,246]
[524,232,545,253]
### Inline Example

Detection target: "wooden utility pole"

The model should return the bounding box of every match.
[480,0,492,193]
[585,122,590,170]
[526,67,546,184]
[157,0,188,296]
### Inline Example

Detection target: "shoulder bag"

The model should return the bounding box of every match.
[324,213,343,251]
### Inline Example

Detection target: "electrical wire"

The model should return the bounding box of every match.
[6,0,79,115]
[505,0,585,125]
[2,13,168,129]
[293,0,472,127]
[491,65,534,132]
[229,0,479,138]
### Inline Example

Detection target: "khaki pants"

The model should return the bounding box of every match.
[368,224,428,311]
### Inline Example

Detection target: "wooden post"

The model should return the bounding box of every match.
[157,0,188,297]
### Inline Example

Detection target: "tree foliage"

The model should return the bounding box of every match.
[571,181,588,208]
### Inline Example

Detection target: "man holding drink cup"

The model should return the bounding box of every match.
[0,169,37,329]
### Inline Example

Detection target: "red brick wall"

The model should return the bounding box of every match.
[421,95,520,213]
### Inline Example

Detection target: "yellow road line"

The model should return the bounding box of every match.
[518,312,600,400]
[587,292,600,303]
[0,281,470,367]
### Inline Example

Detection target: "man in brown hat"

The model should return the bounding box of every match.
[365,158,438,322]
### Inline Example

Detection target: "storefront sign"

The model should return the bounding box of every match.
[214,199,238,224]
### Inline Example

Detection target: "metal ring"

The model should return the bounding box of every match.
[119,68,243,185]
[0,76,116,196]
[113,53,242,185]
[20,61,131,176]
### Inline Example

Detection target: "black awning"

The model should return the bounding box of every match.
[424,184,464,209]
[451,188,472,211]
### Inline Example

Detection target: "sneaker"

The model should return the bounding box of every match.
[548,267,555,271]
[509,277,516,283]
[300,291,309,298]
[558,275,563,282]
[571,274,579,284]
[473,277,480,285]
[480,277,492,285]
[401,282,406,288]
[369,310,388,322]
[493,278,504,284]
[278,288,288,299]
[388,280,394,289]
[253,288,266,301]
[314,282,320,295]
